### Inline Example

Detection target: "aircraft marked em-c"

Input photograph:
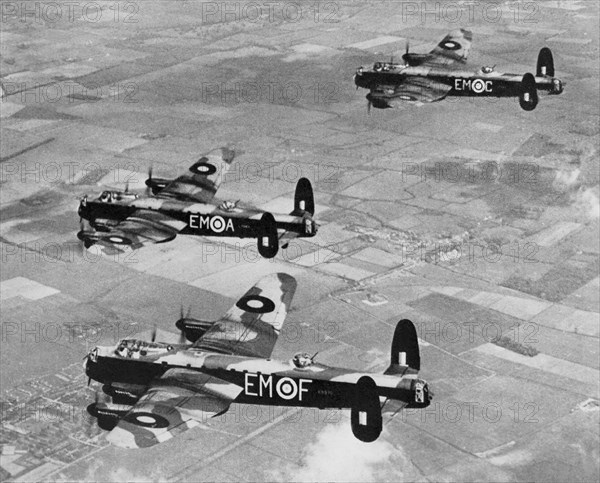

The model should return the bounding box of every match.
[354,29,564,111]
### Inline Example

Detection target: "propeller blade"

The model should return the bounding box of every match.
[367,100,372,115]
[178,329,187,345]
[125,181,130,194]
[145,167,153,196]
[405,39,410,55]
[77,221,87,254]
[151,326,157,342]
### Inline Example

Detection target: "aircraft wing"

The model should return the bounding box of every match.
[426,29,472,66]
[192,273,297,358]
[381,398,408,416]
[158,147,235,203]
[390,77,452,103]
[106,368,242,448]
[94,210,186,250]
[370,76,452,104]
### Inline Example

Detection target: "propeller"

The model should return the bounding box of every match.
[78,195,88,223]
[151,326,157,342]
[367,99,372,115]
[124,181,130,194]
[405,39,410,56]
[178,328,187,345]
[145,166,153,196]
[176,305,192,344]
[76,220,90,254]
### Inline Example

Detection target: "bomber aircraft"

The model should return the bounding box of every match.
[77,148,317,258]
[354,29,564,111]
[84,273,432,448]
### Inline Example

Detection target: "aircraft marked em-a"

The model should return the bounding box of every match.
[77,148,318,258]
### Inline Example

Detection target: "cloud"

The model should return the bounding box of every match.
[270,420,419,482]
[552,168,581,190]
[57,460,167,483]
[107,467,167,483]
[574,187,600,220]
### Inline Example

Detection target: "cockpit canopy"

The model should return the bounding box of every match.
[373,62,390,72]
[219,200,238,212]
[292,352,314,369]
[480,65,494,74]
[115,339,173,357]
[99,191,138,203]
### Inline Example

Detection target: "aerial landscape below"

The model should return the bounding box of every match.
[0,1,598,482]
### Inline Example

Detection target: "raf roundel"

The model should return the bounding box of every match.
[276,377,298,400]
[125,412,170,429]
[104,235,132,245]
[190,157,217,176]
[236,295,276,314]
[441,40,461,51]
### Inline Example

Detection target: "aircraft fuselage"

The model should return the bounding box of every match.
[355,65,563,100]
[85,344,430,410]
[78,194,315,240]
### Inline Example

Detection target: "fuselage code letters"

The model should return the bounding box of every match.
[188,214,234,233]
[454,78,493,93]
[244,373,311,401]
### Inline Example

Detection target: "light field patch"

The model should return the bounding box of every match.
[0,277,60,301]
[347,36,404,50]
[472,343,600,388]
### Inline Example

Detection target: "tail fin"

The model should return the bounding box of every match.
[536,47,554,77]
[519,73,539,111]
[293,178,315,216]
[384,319,420,375]
[221,146,236,163]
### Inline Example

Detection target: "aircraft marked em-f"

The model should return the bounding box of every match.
[84,274,433,448]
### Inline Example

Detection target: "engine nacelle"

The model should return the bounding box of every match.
[145,177,172,196]
[87,402,130,431]
[351,376,382,443]
[366,93,392,109]
[402,53,430,67]
[102,383,145,405]
[90,218,120,231]
[175,318,213,343]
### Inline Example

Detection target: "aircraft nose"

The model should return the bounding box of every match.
[78,196,88,217]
